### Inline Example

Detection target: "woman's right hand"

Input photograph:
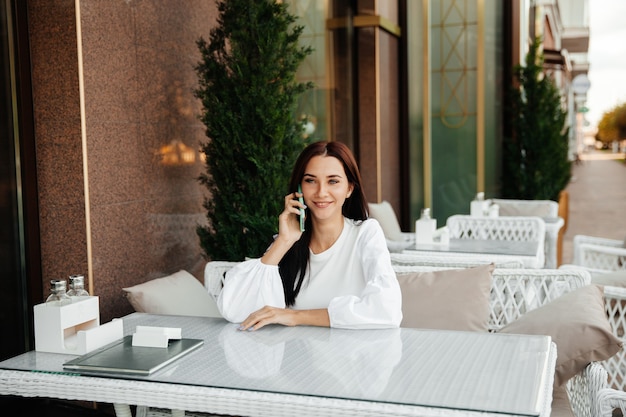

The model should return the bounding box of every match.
[276,191,306,243]
[261,191,306,266]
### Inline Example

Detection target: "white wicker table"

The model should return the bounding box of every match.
[0,313,556,417]
[405,238,543,268]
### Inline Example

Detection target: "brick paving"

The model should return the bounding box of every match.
[560,150,626,265]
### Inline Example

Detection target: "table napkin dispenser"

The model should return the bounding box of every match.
[34,296,123,355]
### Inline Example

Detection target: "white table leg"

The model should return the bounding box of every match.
[114,403,134,417]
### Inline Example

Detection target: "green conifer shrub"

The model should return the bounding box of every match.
[502,37,571,201]
[195,0,313,260]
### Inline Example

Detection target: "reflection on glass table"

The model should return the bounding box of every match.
[0,313,556,417]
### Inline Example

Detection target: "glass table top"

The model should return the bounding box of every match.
[0,313,553,416]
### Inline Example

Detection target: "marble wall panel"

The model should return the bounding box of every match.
[28,0,216,322]
[27,0,88,286]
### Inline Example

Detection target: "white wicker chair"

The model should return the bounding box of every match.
[573,234,626,276]
[592,285,626,416]
[445,214,546,268]
[203,260,239,301]
[492,198,564,269]
[390,252,525,269]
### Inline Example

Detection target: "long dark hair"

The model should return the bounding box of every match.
[279,141,369,306]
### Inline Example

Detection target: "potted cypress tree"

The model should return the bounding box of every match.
[195,0,313,261]
[502,37,572,201]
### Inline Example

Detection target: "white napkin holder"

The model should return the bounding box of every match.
[34,296,123,355]
[432,226,450,245]
[132,326,182,348]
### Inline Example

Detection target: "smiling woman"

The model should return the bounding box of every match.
[216,141,403,331]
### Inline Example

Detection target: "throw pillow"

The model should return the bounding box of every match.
[496,201,556,217]
[123,270,222,317]
[592,270,626,287]
[498,284,622,386]
[368,201,404,242]
[396,263,494,331]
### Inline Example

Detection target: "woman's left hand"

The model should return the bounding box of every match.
[238,306,298,331]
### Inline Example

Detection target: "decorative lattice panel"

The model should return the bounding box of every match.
[446,215,545,242]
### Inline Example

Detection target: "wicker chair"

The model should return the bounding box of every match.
[203,260,240,302]
[593,285,626,416]
[573,234,626,276]
[445,214,546,268]
[492,198,564,269]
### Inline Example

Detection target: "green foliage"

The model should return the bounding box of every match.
[195,0,313,261]
[597,102,626,143]
[502,38,571,201]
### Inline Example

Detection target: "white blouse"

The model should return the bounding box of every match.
[217,218,403,329]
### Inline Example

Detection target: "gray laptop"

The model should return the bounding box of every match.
[63,335,204,376]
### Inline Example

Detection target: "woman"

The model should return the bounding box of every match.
[217,141,402,330]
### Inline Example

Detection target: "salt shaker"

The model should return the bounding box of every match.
[67,274,90,298]
[45,279,72,306]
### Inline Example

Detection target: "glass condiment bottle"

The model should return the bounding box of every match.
[45,279,72,306]
[67,274,90,298]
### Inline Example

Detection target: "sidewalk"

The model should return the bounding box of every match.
[560,151,626,265]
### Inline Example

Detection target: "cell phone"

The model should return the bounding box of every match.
[298,184,305,232]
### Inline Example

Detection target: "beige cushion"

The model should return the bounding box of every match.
[493,199,557,217]
[123,270,221,317]
[499,284,622,386]
[593,270,626,287]
[368,201,404,241]
[396,264,494,331]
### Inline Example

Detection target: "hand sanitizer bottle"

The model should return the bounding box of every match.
[471,192,487,217]
[415,208,437,244]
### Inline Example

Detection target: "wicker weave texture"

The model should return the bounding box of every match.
[491,199,563,268]
[204,261,239,301]
[573,235,626,274]
[446,215,546,242]
[0,357,549,417]
[445,215,546,267]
